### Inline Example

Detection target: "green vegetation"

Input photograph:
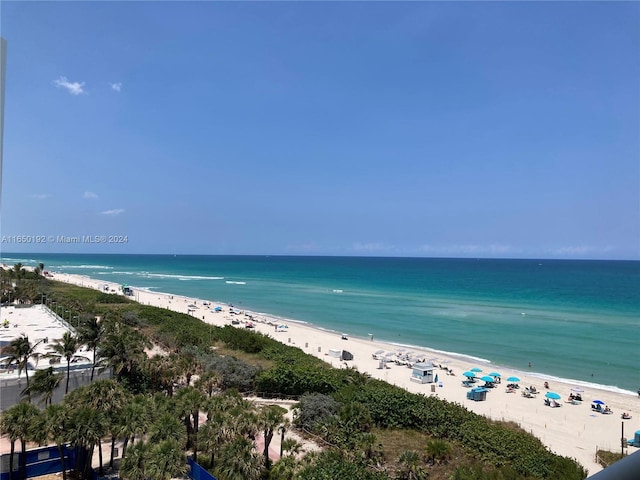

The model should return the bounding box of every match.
[596,449,626,468]
[0,273,589,480]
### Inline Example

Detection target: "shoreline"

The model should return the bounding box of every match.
[136,284,636,397]
[52,271,640,475]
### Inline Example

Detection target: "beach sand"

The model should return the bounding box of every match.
[54,273,640,475]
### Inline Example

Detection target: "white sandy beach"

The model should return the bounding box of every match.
[52,272,640,475]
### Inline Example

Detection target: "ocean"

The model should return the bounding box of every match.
[3,253,639,394]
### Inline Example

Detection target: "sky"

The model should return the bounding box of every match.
[0,1,638,259]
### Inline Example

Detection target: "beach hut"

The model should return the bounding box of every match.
[328,349,342,359]
[466,387,489,402]
[410,362,435,384]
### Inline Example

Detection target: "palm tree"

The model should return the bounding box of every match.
[98,322,151,384]
[175,387,206,462]
[216,437,263,480]
[0,405,19,480]
[194,370,221,398]
[425,438,452,465]
[2,402,41,480]
[66,406,109,480]
[278,418,292,458]
[270,454,299,480]
[198,420,226,470]
[257,404,287,471]
[47,331,82,394]
[358,432,378,462]
[397,450,428,480]
[37,404,71,480]
[77,316,104,381]
[4,334,45,402]
[145,355,179,395]
[148,412,186,446]
[12,263,25,279]
[120,440,150,480]
[83,380,129,474]
[116,395,151,459]
[20,366,62,406]
[146,439,187,480]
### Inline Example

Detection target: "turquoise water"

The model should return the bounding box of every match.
[4,254,639,393]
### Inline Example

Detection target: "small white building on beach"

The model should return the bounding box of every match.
[410,362,435,384]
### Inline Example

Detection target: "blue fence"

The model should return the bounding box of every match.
[1,446,212,480]
[0,445,77,480]
[188,457,217,480]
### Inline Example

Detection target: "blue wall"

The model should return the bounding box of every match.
[0,445,76,480]
[188,457,217,480]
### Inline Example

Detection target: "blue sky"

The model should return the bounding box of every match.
[0,1,638,259]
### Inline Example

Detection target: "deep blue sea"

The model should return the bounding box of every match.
[4,254,639,393]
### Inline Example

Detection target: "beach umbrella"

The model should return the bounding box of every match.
[592,399,605,405]
[545,392,561,400]
[506,376,520,382]
[481,376,495,383]
[462,371,476,378]
[397,348,406,352]
[471,367,483,372]
[489,372,501,378]
[570,387,584,393]
[373,349,384,355]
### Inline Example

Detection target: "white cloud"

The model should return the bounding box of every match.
[352,242,394,254]
[30,193,51,200]
[285,242,319,253]
[110,82,122,92]
[546,245,614,257]
[100,209,125,216]
[83,191,98,199]
[54,76,86,95]
[419,244,518,256]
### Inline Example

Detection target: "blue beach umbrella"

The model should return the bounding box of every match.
[592,400,605,405]
[462,371,476,378]
[507,376,520,383]
[471,367,483,372]
[545,392,561,400]
[489,372,501,378]
[481,376,495,383]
